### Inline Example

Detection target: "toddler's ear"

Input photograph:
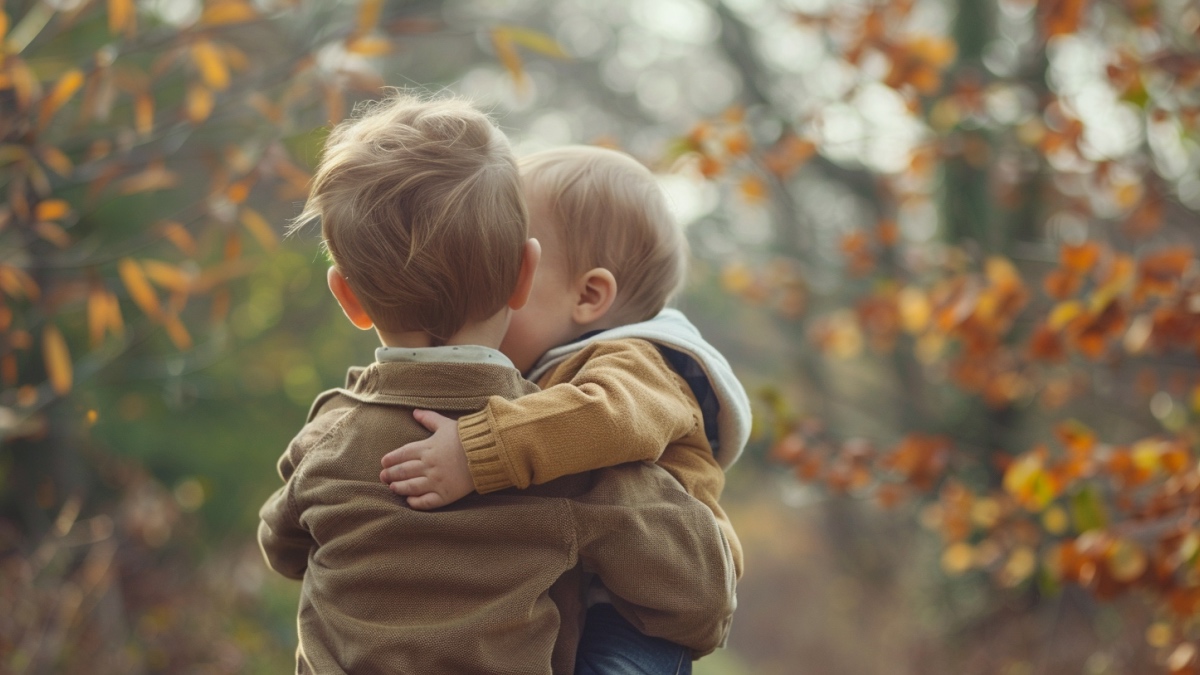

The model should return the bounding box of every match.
[507,238,541,310]
[572,268,617,326]
[327,267,375,330]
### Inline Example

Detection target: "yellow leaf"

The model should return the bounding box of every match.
[142,260,193,293]
[87,287,107,347]
[162,313,193,350]
[42,325,72,395]
[346,36,392,56]
[108,0,135,36]
[200,1,258,26]
[117,162,179,195]
[38,68,85,127]
[134,92,154,137]
[899,287,931,333]
[490,28,526,90]
[1132,439,1163,473]
[1048,300,1083,331]
[39,146,73,176]
[159,221,197,256]
[185,83,214,124]
[191,41,230,90]
[34,221,70,248]
[240,207,278,251]
[118,258,162,320]
[9,60,39,111]
[355,0,383,37]
[34,199,69,221]
[0,264,40,300]
[0,11,8,47]
[503,26,569,59]
[1003,452,1056,511]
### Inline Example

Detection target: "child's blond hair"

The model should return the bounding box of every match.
[293,92,527,342]
[520,146,686,323]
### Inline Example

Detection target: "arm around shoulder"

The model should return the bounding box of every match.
[459,339,701,493]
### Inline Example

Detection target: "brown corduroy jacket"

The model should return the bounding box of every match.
[258,359,736,675]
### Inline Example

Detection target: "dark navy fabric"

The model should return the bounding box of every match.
[657,346,720,452]
[576,604,692,675]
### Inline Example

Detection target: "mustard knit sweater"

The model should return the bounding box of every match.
[459,338,745,578]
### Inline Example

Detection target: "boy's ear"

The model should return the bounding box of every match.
[572,267,617,326]
[507,238,541,310]
[327,267,375,330]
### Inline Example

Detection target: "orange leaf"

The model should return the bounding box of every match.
[1136,247,1192,301]
[1061,241,1101,274]
[134,92,154,137]
[191,41,230,90]
[142,260,193,293]
[200,1,258,26]
[34,199,70,221]
[38,146,73,176]
[159,221,197,256]
[490,28,526,90]
[355,0,384,37]
[34,222,70,248]
[1055,419,1096,456]
[118,258,162,320]
[1042,0,1091,38]
[0,265,40,300]
[108,0,136,36]
[185,83,214,124]
[739,175,768,203]
[38,69,85,128]
[87,287,108,347]
[117,162,179,195]
[346,36,392,56]
[162,313,193,350]
[240,207,278,251]
[42,325,72,395]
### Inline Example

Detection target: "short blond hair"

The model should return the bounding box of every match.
[521,146,686,323]
[293,93,527,342]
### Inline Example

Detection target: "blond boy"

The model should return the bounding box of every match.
[258,99,735,674]
[380,145,750,669]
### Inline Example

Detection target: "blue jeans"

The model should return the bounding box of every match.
[575,604,692,675]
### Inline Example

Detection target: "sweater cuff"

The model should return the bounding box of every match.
[459,409,515,494]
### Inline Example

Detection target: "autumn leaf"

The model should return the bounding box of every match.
[240,207,278,251]
[38,69,85,128]
[135,93,154,137]
[159,221,197,256]
[192,41,231,90]
[355,0,384,38]
[186,83,214,124]
[118,258,162,320]
[42,325,72,395]
[201,1,258,26]
[346,36,392,56]
[108,0,136,36]
[34,200,69,221]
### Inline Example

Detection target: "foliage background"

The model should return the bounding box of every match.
[2,0,1199,672]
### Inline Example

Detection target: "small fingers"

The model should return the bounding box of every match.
[380,460,427,484]
[381,443,423,468]
[388,477,434,497]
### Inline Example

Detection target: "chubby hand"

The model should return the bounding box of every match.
[379,410,473,510]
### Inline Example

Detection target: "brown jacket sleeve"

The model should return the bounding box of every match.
[458,340,700,493]
[567,462,736,655]
[258,405,348,580]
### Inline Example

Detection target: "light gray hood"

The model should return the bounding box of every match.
[528,309,751,468]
